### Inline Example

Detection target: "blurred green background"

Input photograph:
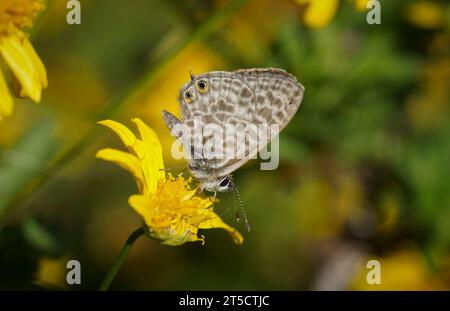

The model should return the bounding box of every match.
[1,0,449,290]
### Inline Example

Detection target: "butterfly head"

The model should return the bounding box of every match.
[200,175,234,193]
[179,73,210,105]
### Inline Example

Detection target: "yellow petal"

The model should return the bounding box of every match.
[96,148,145,192]
[98,119,167,196]
[198,212,244,245]
[97,119,145,158]
[131,118,166,193]
[128,194,154,222]
[131,118,165,172]
[303,0,339,29]
[0,70,13,119]
[22,37,48,89]
[0,35,42,102]
[160,231,201,246]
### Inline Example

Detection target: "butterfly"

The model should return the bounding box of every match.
[162,68,304,194]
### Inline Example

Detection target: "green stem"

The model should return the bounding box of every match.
[99,227,146,291]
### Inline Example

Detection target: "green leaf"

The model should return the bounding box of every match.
[0,119,60,222]
[22,218,61,254]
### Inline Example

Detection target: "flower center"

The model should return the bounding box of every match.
[0,0,44,37]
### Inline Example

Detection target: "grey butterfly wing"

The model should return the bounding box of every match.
[214,68,304,176]
[163,68,304,179]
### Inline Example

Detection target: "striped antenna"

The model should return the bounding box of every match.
[232,183,250,232]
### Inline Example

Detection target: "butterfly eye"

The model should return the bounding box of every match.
[196,80,208,93]
[184,90,193,102]
[219,177,230,188]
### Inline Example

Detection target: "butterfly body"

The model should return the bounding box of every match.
[163,68,304,193]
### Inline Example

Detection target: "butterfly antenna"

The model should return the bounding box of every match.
[189,68,195,81]
[231,186,240,221]
[233,184,251,232]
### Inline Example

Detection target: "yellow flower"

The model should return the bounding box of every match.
[354,0,369,12]
[406,1,445,29]
[96,118,243,246]
[295,0,368,28]
[0,0,48,120]
[35,255,69,288]
[350,247,448,290]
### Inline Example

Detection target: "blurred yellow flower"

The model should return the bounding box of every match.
[354,0,369,12]
[351,247,448,290]
[0,0,48,120]
[296,0,369,28]
[34,255,68,288]
[406,58,450,130]
[292,174,363,240]
[96,118,243,246]
[406,1,445,29]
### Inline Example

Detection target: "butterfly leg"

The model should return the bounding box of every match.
[195,186,204,196]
